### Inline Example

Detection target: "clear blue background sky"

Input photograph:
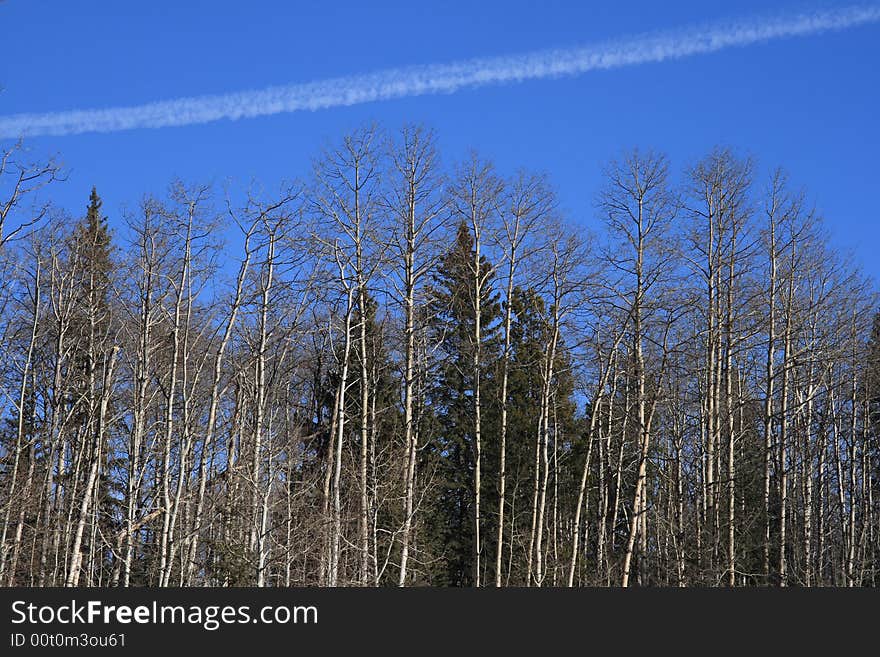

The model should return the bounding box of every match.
[1,0,878,278]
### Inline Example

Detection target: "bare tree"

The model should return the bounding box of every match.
[385,126,445,586]
[597,150,678,587]
[0,141,61,249]
[448,154,503,587]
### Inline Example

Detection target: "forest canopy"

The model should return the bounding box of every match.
[0,127,878,587]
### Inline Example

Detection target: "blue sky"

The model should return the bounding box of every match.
[1,0,878,278]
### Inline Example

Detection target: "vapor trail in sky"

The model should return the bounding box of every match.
[1,4,878,138]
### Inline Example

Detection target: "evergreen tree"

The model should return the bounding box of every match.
[67,187,113,421]
[425,220,501,585]
[65,187,119,585]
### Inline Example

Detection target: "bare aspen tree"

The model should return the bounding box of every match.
[155,197,191,586]
[37,225,81,586]
[153,184,219,587]
[117,198,170,586]
[314,136,384,585]
[242,184,306,586]
[385,126,445,586]
[182,194,258,585]
[504,220,578,586]
[761,172,786,583]
[598,150,678,587]
[311,128,381,585]
[531,226,583,586]
[448,154,503,587]
[494,172,554,586]
[0,246,41,584]
[685,150,753,585]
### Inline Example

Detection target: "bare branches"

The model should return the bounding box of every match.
[0,131,877,588]
[0,140,62,248]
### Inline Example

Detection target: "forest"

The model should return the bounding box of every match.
[0,125,878,587]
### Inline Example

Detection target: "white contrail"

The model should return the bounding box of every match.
[2,4,879,138]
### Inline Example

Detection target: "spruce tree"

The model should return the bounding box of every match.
[426,220,501,585]
[66,187,113,435]
[65,187,118,585]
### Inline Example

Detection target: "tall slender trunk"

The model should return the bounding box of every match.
[251,232,276,587]
[0,264,40,584]
[778,246,795,586]
[398,183,418,587]
[763,214,777,583]
[724,227,737,586]
[358,290,371,587]
[330,287,354,586]
[472,215,483,587]
[158,219,191,586]
[621,204,646,589]
[569,341,622,586]
[495,235,517,587]
[67,348,118,586]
